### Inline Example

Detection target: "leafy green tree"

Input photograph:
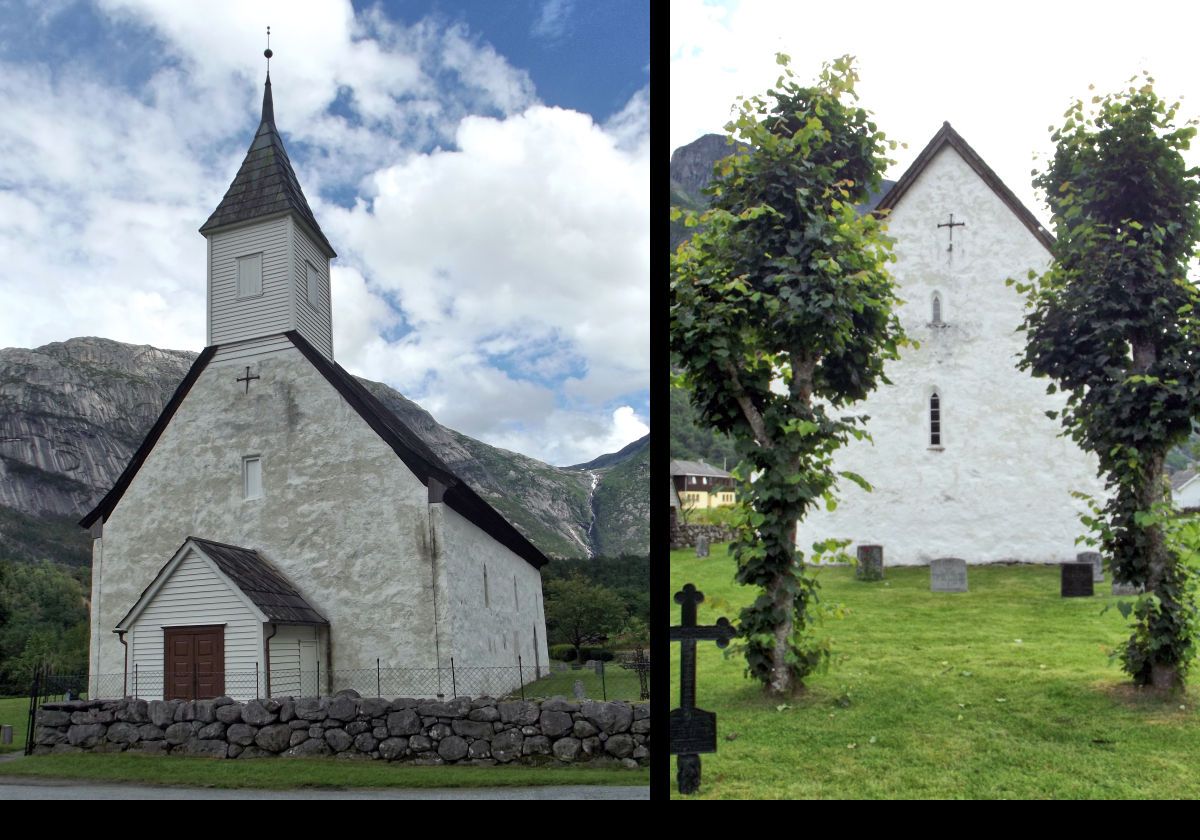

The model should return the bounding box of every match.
[671,55,905,696]
[1015,75,1200,689]
[543,573,626,666]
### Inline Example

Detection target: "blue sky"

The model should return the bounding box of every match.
[0,0,649,466]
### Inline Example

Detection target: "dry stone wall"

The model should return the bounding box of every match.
[33,691,650,767]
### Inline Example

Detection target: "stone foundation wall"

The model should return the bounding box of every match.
[670,522,735,550]
[33,692,649,767]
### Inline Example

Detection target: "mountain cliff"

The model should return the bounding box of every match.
[0,337,647,564]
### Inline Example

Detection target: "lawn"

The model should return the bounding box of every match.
[524,666,645,702]
[671,544,1200,799]
[0,697,28,754]
[0,753,648,789]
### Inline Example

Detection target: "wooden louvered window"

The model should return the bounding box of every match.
[237,253,263,298]
[930,393,942,447]
[306,262,319,307]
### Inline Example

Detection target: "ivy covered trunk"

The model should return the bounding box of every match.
[671,55,906,695]
[1017,78,1200,690]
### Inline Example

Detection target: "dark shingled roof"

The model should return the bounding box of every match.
[199,73,336,258]
[188,537,328,625]
[116,537,328,630]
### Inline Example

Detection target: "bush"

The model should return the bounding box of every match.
[549,644,577,662]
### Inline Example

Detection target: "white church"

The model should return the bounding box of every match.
[81,69,551,701]
[795,123,1108,565]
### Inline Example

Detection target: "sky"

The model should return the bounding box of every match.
[0,0,649,467]
[671,0,1200,232]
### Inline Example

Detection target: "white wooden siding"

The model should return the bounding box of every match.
[268,624,322,697]
[127,549,262,700]
[210,218,292,346]
[211,334,294,363]
[293,227,333,357]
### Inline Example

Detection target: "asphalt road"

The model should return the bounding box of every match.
[0,777,649,800]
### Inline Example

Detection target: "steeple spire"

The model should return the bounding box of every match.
[261,71,274,126]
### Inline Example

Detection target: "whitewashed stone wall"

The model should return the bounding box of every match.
[440,504,550,685]
[796,145,1107,565]
[91,347,440,682]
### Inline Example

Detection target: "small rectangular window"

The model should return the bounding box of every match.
[306,262,320,307]
[243,456,263,500]
[238,253,263,298]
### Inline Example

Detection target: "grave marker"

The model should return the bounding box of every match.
[931,558,968,592]
[1076,551,1103,582]
[670,583,734,795]
[695,536,709,558]
[1112,580,1143,596]
[1061,562,1094,597]
[856,545,884,581]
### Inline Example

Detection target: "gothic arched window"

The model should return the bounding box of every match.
[932,292,943,326]
[930,392,942,447]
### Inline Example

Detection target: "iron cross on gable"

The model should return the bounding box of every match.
[938,213,966,251]
[670,582,734,795]
[236,366,260,394]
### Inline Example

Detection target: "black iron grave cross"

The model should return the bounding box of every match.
[619,647,651,701]
[670,582,734,795]
[938,212,966,251]
[236,366,260,394]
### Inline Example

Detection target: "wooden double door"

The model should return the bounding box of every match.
[165,625,225,700]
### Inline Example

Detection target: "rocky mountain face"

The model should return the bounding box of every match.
[0,337,648,565]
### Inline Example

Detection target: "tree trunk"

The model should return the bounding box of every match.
[767,569,794,695]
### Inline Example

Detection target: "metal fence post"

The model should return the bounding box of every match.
[450,657,457,699]
[255,662,260,699]
[600,659,607,701]
[518,655,524,700]
[316,659,321,699]
[376,658,381,698]
[134,663,138,699]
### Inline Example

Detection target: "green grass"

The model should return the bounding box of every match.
[672,544,1200,799]
[0,697,29,753]
[524,667,646,702]
[0,753,648,789]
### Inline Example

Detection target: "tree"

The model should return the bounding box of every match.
[543,573,626,666]
[670,55,905,696]
[1015,75,1200,690]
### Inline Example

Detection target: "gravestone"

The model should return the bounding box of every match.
[1,725,11,745]
[856,545,884,581]
[572,680,586,701]
[695,536,709,558]
[1112,580,1143,596]
[1076,551,1103,582]
[670,583,734,795]
[930,558,968,592]
[1061,562,1094,597]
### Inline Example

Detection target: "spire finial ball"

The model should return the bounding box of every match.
[264,48,273,59]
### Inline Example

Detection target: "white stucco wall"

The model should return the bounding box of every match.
[795,144,1107,565]
[125,547,262,701]
[440,503,550,693]
[90,347,441,683]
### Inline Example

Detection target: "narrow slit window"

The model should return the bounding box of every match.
[484,565,490,608]
[932,292,943,325]
[237,253,263,298]
[930,393,942,447]
[513,575,519,611]
[243,456,263,500]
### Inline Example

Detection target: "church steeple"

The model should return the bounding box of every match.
[199,46,336,360]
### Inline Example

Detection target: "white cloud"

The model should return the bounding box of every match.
[0,3,647,466]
